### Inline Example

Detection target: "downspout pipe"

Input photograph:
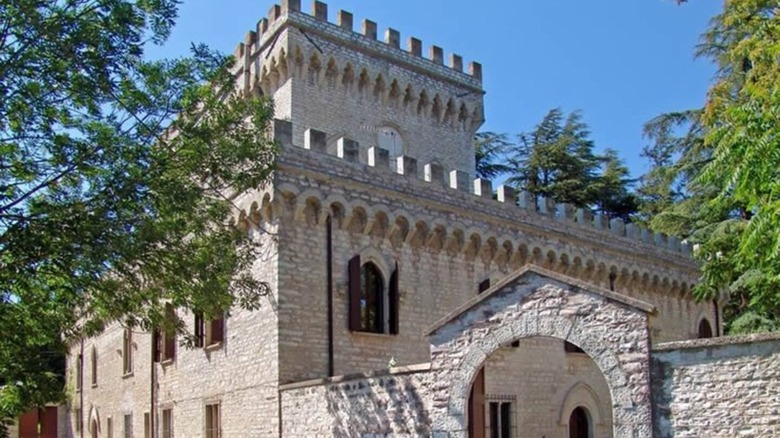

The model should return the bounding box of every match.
[326,214,335,377]
[79,339,84,438]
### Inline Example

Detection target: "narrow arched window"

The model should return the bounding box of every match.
[698,318,713,338]
[348,256,399,334]
[569,406,591,438]
[359,262,384,333]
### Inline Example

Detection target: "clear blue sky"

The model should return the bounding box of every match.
[150,0,723,178]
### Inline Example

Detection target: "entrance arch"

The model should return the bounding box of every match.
[426,266,655,438]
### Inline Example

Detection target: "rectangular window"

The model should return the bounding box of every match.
[161,304,176,361]
[122,328,133,375]
[204,403,220,438]
[76,354,83,391]
[74,408,81,432]
[91,347,98,386]
[486,396,515,438]
[124,413,133,438]
[161,408,173,438]
[206,317,224,347]
[107,417,113,438]
[143,412,150,438]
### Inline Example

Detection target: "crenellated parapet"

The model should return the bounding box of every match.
[234,120,699,300]
[229,1,485,136]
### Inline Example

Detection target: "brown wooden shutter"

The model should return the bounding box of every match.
[211,317,224,344]
[194,312,204,348]
[468,367,486,438]
[152,329,161,362]
[348,255,361,331]
[478,278,490,294]
[388,263,399,335]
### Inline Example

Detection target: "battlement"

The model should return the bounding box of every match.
[234,1,482,92]
[269,119,694,259]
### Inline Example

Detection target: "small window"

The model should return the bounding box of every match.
[194,313,225,347]
[123,413,133,438]
[487,399,515,438]
[107,417,113,438]
[74,408,82,432]
[91,347,98,386]
[348,256,400,334]
[205,403,221,438]
[76,354,83,391]
[122,328,133,375]
[698,318,714,339]
[143,412,150,438]
[162,304,176,361]
[162,408,173,438]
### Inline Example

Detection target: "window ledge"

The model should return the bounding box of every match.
[351,331,394,339]
[91,384,98,389]
[204,341,223,352]
[161,358,174,366]
[122,372,134,379]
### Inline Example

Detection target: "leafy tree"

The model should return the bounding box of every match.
[0,0,277,421]
[505,108,638,219]
[474,132,512,180]
[591,149,639,221]
[507,108,601,208]
[693,0,780,330]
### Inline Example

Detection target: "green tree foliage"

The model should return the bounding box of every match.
[695,0,780,330]
[0,0,277,420]
[504,108,638,219]
[637,1,780,333]
[474,132,512,180]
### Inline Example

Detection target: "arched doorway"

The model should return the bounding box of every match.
[698,318,713,338]
[569,406,590,438]
[427,266,655,437]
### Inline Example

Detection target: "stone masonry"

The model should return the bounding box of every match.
[61,2,780,438]
[652,333,780,438]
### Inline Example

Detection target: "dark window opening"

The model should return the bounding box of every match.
[487,399,515,438]
[569,406,590,438]
[359,262,384,333]
[698,318,713,339]
[348,256,400,335]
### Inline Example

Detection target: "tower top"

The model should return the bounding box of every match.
[235,0,482,91]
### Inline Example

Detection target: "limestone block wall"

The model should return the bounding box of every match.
[484,338,613,438]
[233,1,484,175]
[278,364,434,437]
[65,227,280,438]
[243,131,711,384]
[652,333,780,438]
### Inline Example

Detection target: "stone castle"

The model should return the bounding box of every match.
[52,2,779,438]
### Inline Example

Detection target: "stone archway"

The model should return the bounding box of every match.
[426,266,655,438]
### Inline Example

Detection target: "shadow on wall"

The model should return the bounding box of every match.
[323,374,432,437]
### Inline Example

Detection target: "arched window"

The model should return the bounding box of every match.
[359,262,384,333]
[698,318,713,338]
[569,406,591,438]
[378,127,403,169]
[347,256,400,335]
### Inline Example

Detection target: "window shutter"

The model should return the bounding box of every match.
[211,317,224,344]
[152,329,161,362]
[194,312,204,348]
[478,278,491,294]
[388,263,399,335]
[348,255,361,331]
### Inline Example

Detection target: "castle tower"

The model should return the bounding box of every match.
[233,0,485,175]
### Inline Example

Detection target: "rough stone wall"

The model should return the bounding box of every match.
[652,333,780,438]
[65,227,280,438]
[427,268,654,437]
[483,338,613,438]
[279,365,433,437]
